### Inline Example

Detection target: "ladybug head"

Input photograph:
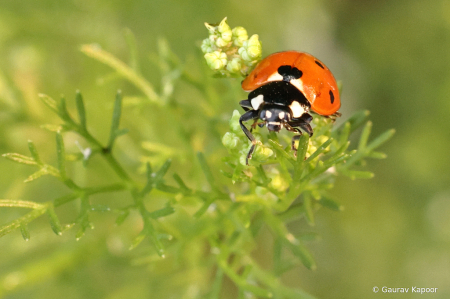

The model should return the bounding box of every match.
[259,104,291,132]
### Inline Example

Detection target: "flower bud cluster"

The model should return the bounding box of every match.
[202,17,262,77]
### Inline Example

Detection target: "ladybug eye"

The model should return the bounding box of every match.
[314,60,325,69]
[329,90,335,104]
[277,65,302,81]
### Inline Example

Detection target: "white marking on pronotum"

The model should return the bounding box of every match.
[250,94,264,110]
[278,111,285,119]
[265,110,272,118]
[289,101,305,118]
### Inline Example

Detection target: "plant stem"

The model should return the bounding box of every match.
[81,44,161,104]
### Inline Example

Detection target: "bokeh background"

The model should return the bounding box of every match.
[1,0,450,298]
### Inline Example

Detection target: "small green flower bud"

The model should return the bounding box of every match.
[232,26,248,47]
[216,18,232,47]
[307,139,317,157]
[268,170,288,192]
[229,110,243,134]
[204,51,227,71]
[252,144,274,161]
[216,35,231,48]
[201,38,215,54]
[239,34,262,63]
[239,154,247,166]
[239,34,262,62]
[226,57,242,73]
[222,132,240,149]
[204,21,217,35]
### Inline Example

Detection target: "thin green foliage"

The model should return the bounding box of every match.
[80,44,161,104]
[75,90,87,131]
[107,90,125,150]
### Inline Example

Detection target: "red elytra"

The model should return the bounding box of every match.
[242,51,340,116]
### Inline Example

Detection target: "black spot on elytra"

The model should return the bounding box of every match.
[329,90,335,104]
[315,60,325,69]
[277,65,303,82]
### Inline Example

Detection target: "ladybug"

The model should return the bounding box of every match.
[239,51,341,165]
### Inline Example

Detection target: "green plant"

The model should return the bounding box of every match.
[0,20,394,298]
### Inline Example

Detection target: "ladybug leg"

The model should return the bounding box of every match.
[295,112,313,124]
[311,111,342,121]
[291,135,302,156]
[239,99,253,112]
[328,111,342,122]
[286,113,314,156]
[288,121,313,137]
[239,110,260,165]
[289,113,314,137]
[298,122,313,137]
[251,120,265,131]
[284,123,303,156]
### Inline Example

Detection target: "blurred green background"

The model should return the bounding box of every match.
[1,0,450,298]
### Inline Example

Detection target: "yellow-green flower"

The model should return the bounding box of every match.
[238,34,262,63]
[222,132,240,150]
[201,38,215,53]
[226,57,242,73]
[229,110,243,134]
[232,26,248,47]
[204,51,227,71]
